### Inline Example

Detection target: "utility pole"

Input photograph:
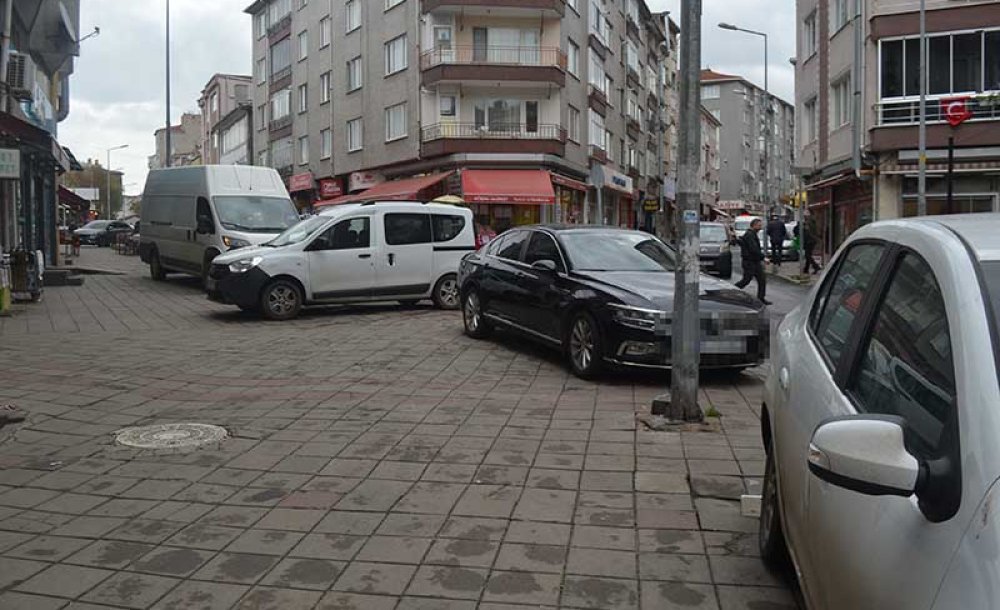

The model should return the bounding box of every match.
[165,0,172,168]
[917,0,926,215]
[105,145,128,219]
[653,0,703,422]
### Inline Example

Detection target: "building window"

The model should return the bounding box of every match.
[385,35,408,76]
[257,104,266,130]
[271,88,291,121]
[439,95,456,117]
[589,51,606,94]
[268,0,291,26]
[255,12,266,39]
[210,92,218,114]
[255,58,266,84]
[701,84,720,100]
[298,30,308,60]
[830,76,851,130]
[270,37,292,77]
[298,84,308,113]
[347,56,363,91]
[347,118,363,151]
[568,105,580,142]
[320,71,331,103]
[298,136,309,165]
[881,31,1000,101]
[320,17,331,48]
[385,103,407,142]
[803,97,817,143]
[346,0,361,32]
[589,109,605,149]
[321,128,332,159]
[590,1,608,46]
[830,0,849,34]
[803,11,818,58]
[385,0,405,10]
[568,40,579,77]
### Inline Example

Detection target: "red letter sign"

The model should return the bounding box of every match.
[941,97,973,127]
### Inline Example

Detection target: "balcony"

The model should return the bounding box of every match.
[421,46,566,87]
[267,14,291,42]
[421,122,566,157]
[589,144,607,164]
[588,86,608,116]
[423,0,564,16]
[269,116,292,140]
[626,117,642,141]
[873,93,1000,152]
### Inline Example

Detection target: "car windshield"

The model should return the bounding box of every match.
[561,231,675,272]
[266,215,330,247]
[213,196,300,233]
[701,225,727,242]
[83,220,110,229]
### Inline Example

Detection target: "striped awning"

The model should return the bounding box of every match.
[881,160,1000,175]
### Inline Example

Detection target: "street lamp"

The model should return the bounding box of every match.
[718,22,771,213]
[106,144,128,219]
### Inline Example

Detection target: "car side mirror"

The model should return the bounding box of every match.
[808,416,922,497]
[531,259,558,273]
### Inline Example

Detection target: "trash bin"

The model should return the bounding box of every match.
[10,250,42,302]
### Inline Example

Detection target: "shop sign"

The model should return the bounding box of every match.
[605,168,633,195]
[349,170,384,192]
[664,176,677,200]
[289,171,314,193]
[716,200,747,211]
[941,96,972,127]
[319,178,343,198]
[643,198,659,212]
[0,148,20,180]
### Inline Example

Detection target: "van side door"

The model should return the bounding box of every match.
[376,213,433,298]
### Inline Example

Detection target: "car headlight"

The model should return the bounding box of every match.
[609,304,662,331]
[222,235,251,249]
[228,256,263,274]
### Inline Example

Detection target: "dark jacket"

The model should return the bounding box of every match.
[766,219,787,244]
[740,229,765,267]
[802,221,817,249]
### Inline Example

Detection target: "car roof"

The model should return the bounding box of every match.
[317,201,471,217]
[520,224,642,233]
[917,214,1000,262]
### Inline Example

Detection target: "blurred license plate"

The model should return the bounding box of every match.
[701,338,746,354]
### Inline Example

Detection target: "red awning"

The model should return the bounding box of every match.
[58,185,89,210]
[462,170,556,205]
[314,172,453,207]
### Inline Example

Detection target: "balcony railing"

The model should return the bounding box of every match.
[422,122,565,142]
[420,46,567,70]
[877,93,1000,126]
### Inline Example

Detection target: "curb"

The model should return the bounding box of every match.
[768,271,815,286]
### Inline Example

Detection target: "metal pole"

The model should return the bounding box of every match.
[658,30,667,237]
[917,0,926,215]
[165,0,172,168]
[653,0,703,422]
[106,149,111,219]
[0,0,13,114]
[946,134,954,213]
[763,34,770,214]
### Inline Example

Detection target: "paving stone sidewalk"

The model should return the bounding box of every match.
[0,247,800,609]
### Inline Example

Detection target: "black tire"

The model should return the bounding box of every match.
[260,279,303,321]
[759,445,791,569]
[149,249,167,281]
[432,273,460,310]
[202,250,220,290]
[462,289,493,339]
[565,311,604,379]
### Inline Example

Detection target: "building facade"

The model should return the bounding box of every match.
[795,0,1000,258]
[701,69,796,216]
[148,112,204,170]
[197,74,252,165]
[244,0,671,229]
[700,105,721,213]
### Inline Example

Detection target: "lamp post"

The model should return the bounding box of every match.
[719,22,770,213]
[106,145,128,219]
[165,0,172,167]
[917,0,927,215]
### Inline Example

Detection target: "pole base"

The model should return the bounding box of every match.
[650,394,704,423]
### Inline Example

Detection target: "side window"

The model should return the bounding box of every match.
[485,233,507,256]
[524,232,564,270]
[810,243,884,365]
[385,213,431,245]
[431,214,466,243]
[850,253,955,456]
[314,217,370,250]
[497,230,528,261]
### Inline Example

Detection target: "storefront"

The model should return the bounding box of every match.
[314,172,452,208]
[460,169,555,233]
[551,173,586,225]
[602,168,634,228]
[806,172,873,262]
[288,171,315,213]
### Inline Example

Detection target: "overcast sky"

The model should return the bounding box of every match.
[58,0,794,196]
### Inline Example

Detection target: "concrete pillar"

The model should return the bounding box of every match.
[876,172,901,220]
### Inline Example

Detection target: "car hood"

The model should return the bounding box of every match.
[572,270,762,312]
[212,244,288,264]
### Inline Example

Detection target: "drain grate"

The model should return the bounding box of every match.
[115,423,228,449]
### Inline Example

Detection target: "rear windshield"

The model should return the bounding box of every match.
[700,225,727,242]
[734,219,754,232]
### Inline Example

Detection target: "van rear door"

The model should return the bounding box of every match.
[376,212,433,297]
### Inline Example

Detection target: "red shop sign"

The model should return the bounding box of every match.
[319,178,343,198]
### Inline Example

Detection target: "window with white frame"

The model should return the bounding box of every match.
[385,103,407,141]
[256,58,266,84]
[605,129,613,160]
[590,1,608,45]
[589,52,606,94]
[210,92,218,114]
[347,56,363,91]
[270,37,291,77]
[320,128,332,159]
[625,40,640,74]
[385,34,408,76]
[320,17,331,48]
[256,104,266,130]
[268,0,291,25]
[385,0,404,11]
[627,92,640,122]
[320,71,331,103]
[439,95,456,117]
[830,0,849,34]
[589,109,605,149]
[298,136,309,164]
[347,118,363,151]
[881,31,1000,100]
[255,12,266,39]
[272,136,293,168]
[802,11,818,58]
[298,84,308,113]
[568,105,580,142]
[346,0,361,32]
[803,97,817,143]
[701,84,720,100]
[271,88,291,121]
[298,30,308,60]
[830,76,851,130]
[568,40,580,77]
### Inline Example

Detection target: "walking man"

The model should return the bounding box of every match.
[735,218,771,305]
[801,216,822,274]
[765,215,787,271]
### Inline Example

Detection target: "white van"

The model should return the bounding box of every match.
[207,201,476,320]
[139,166,300,283]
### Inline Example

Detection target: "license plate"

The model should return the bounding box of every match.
[701,338,746,354]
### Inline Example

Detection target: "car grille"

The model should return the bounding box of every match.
[209,264,230,280]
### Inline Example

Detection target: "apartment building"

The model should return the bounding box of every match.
[197,74,252,165]
[244,0,669,230]
[700,105,721,212]
[148,113,204,170]
[701,70,796,216]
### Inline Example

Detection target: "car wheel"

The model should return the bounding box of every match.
[202,250,219,290]
[260,279,302,321]
[759,445,791,568]
[432,273,460,310]
[462,289,492,339]
[566,311,604,379]
[149,250,167,281]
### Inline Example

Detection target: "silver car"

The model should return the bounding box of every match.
[760,214,1000,609]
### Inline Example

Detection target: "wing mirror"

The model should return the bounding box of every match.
[808,416,923,497]
[531,259,558,273]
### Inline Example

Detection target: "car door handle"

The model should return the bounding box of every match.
[387,253,395,266]
[358,254,371,259]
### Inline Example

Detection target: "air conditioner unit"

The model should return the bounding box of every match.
[7,52,36,101]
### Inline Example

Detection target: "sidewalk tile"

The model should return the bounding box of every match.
[424,538,499,567]
[148,580,248,610]
[640,582,718,609]
[193,552,279,584]
[130,546,215,577]
[80,572,180,609]
[233,587,322,610]
[482,570,561,606]
[15,564,113,598]
[260,558,344,590]
[494,542,566,573]
[333,561,416,595]
[405,565,486,600]
[561,575,639,610]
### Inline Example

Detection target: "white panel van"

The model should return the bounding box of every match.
[139,166,300,283]
[206,201,475,320]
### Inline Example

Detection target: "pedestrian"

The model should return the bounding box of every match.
[735,218,771,305]
[765,215,787,271]
[801,216,822,274]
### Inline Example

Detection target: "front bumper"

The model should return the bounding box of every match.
[76,234,98,245]
[205,264,271,310]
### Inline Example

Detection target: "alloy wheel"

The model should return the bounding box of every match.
[267,285,298,316]
[464,292,480,332]
[438,277,459,309]
[760,455,777,543]
[570,317,594,371]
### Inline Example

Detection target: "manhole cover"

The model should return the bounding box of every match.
[115,423,227,449]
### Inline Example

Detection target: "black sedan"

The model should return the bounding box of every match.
[458,225,768,378]
[74,220,134,246]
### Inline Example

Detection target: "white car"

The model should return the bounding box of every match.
[207,201,475,320]
[760,214,1000,609]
